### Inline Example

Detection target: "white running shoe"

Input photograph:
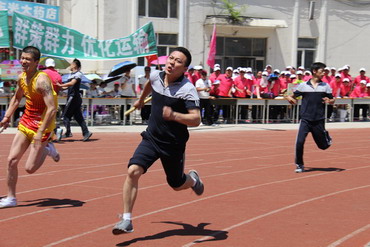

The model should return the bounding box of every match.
[0,197,17,208]
[46,142,60,162]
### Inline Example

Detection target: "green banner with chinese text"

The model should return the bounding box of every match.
[0,10,10,48]
[12,12,157,60]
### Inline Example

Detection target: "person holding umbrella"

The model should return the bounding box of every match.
[112,47,204,234]
[57,58,92,141]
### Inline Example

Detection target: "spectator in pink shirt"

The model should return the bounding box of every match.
[353,68,369,87]
[43,58,62,94]
[366,83,370,97]
[330,67,337,81]
[330,73,343,98]
[321,67,332,84]
[43,58,63,141]
[303,70,312,81]
[184,66,196,85]
[350,80,368,120]
[218,67,234,123]
[341,78,352,97]
[233,68,250,121]
[209,66,221,84]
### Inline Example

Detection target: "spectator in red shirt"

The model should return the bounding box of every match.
[43,58,62,94]
[184,66,196,85]
[321,67,332,84]
[351,80,368,120]
[353,68,369,86]
[330,73,343,98]
[303,70,312,81]
[218,67,234,123]
[330,67,337,81]
[341,78,352,97]
[209,66,221,84]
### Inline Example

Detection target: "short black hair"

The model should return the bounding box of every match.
[144,66,151,71]
[172,47,192,67]
[73,58,81,69]
[310,62,326,73]
[22,46,41,61]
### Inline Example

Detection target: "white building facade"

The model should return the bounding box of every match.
[48,0,370,74]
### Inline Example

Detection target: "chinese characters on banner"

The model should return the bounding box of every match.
[0,0,59,23]
[12,12,158,60]
[0,10,9,47]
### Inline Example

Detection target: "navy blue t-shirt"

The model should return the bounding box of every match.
[293,80,333,121]
[66,71,82,100]
[146,70,200,151]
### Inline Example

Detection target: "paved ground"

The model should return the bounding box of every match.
[1,121,369,134]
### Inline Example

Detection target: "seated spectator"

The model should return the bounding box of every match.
[350,80,368,120]
[98,81,110,97]
[86,80,100,98]
[110,82,122,98]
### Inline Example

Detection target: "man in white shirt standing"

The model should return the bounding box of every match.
[119,69,136,124]
[195,70,214,125]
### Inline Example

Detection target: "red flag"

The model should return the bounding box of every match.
[146,54,158,65]
[207,24,217,68]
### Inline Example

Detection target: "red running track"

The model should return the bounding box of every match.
[1,127,370,247]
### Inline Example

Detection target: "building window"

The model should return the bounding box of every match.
[137,33,178,66]
[139,0,178,18]
[215,37,267,72]
[297,38,316,68]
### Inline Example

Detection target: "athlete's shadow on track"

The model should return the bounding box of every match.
[304,167,346,172]
[57,138,99,143]
[18,198,85,209]
[116,221,228,246]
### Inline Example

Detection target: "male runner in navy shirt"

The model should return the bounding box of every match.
[285,62,335,173]
[113,47,203,234]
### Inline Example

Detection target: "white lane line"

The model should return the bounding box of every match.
[326,224,370,247]
[182,184,370,247]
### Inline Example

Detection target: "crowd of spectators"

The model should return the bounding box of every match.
[187,63,370,125]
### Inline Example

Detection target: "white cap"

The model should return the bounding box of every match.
[305,71,312,75]
[226,66,233,71]
[194,65,203,70]
[343,78,350,82]
[233,69,239,73]
[360,79,367,84]
[262,71,268,76]
[290,74,296,78]
[360,68,366,72]
[335,73,341,78]
[214,67,221,71]
[213,80,220,85]
[265,64,272,68]
[273,69,280,74]
[286,65,292,69]
[324,67,330,71]
[331,67,336,71]
[239,67,247,72]
[246,67,253,73]
[298,66,305,70]
[214,64,220,68]
[343,65,349,70]
[45,58,56,68]
[296,70,303,75]
[366,83,370,87]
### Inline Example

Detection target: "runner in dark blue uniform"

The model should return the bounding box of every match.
[285,62,335,173]
[113,47,203,235]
